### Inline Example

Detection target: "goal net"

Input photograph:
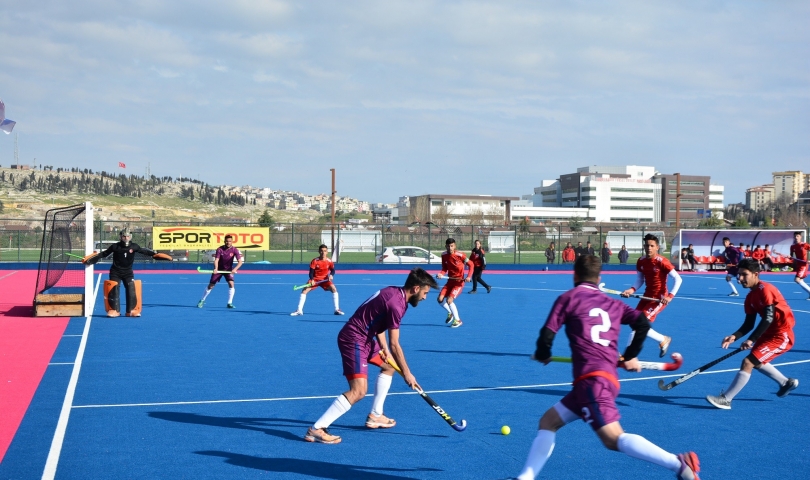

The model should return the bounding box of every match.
[33,202,94,317]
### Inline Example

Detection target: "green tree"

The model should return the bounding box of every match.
[0,199,4,213]
[698,214,724,228]
[257,209,275,227]
[568,215,584,232]
[734,217,750,228]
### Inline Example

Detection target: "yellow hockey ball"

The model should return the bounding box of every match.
[501,425,511,435]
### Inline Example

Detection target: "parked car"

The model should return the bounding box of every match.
[375,246,442,264]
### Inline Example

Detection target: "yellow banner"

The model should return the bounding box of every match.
[152,227,270,250]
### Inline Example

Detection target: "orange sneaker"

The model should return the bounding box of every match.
[107,310,120,318]
[659,336,672,358]
[304,427,341,444]
[366,413,396,429]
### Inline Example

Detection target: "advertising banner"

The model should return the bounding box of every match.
[152,226,270,250]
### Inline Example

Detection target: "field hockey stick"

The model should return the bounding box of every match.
[548,353,683,371]
[385,356,467,432]
[292,279,328,291]
[436,275,465,281]
[196,266,233,274]
[65,252,84,259]
[598,283,661,302]
[658,347,744,391]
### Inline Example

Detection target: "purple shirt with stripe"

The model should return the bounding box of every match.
[543,282,643,380]
[214,246,242,270]
[338,286,407,346]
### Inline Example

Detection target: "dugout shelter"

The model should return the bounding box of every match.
[669,228,805,271]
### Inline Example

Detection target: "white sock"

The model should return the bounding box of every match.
[723,371,751,400]
[371,373,393,416]
[517,430,555,479]
[297,293,307,313]
[201,288,212,301]
[797,279,810,295]
[757,363,788,386]
[728,280,738,294]
[617,433,681,472]
[449,302,460,320]
[647,328,665,343]
[441,301,452,314]
[227,287,235,304]
[313,394,352,430]
[333,292,340,311]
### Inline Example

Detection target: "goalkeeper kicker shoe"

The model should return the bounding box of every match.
[776,378,799,397]
[705,393,731,409]
[676,452,700,480]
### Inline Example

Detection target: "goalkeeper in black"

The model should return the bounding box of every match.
[84,230,171,317]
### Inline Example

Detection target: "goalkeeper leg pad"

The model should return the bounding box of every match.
[125,280,142,316]
[104,280,120,315]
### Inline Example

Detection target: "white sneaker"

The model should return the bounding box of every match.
[290,311,303,316]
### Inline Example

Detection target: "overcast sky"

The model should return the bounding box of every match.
[1,1,808,204]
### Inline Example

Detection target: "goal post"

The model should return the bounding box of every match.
[33,202,94,317]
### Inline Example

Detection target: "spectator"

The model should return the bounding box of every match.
[680,248,691,271]
[763,244,775,271]
[601,242,612,263]
[585,241,595,256]
[686,244,697,271]
[545,242,556,264]
[574,242,585,259]
[618,245,629,264]
[744,244,752,257]
[562,242,576,263]
[752,245,765,268]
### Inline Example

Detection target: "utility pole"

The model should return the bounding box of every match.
[674,172,681,227]
[330,168,336,252]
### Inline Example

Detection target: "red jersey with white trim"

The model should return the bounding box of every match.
[744,281,795,335]
[309,257,335,282]
[441,250,471,279]
[790,242,810,262]
[636,255,675,298]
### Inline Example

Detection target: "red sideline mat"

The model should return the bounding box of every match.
[0,271,69,462]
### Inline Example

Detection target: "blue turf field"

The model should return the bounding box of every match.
[3,270,810,479]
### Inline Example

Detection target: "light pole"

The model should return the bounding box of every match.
[330,169,336,252]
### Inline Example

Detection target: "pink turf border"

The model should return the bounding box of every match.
[0,271,69,462]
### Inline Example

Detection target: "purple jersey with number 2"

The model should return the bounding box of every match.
[543,282,643,380]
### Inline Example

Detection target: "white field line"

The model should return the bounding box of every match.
[0,270,19,282]
[71,359,810,410]
[42,273,102,480]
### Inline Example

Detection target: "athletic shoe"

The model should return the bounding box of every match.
[334,310,345,315]
[728,292,739,297]
[290,311,303,316]
[197,300,204,308]
[659,336,672,358]
[450,319,463,328]
[705,393,731,409]
[126,312,141,317]
[486,285,492,293]
[445,312,454,324]
[107,311,120,318]
[676,452,701,480]
[365,413,396,429]
[227,304,235,309]
[304,427,341,444]
[776,378,799,397]
[468,290,477,294]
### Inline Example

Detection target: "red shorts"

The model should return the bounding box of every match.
[794,263,808,280]
[310,280,333,291]
[636,298,668,322]
[440,280,465,300]
[752,330,794,364]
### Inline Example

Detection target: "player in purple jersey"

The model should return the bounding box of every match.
[723,237,743,296]
[197,235,244,309]
[305,268,438,444]
[515,256,700,480]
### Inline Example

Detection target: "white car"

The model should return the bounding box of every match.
[375,246,442,264]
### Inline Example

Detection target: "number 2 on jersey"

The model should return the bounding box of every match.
[589,308,611,347]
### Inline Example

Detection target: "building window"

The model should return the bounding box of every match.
[581,187,596,192]
[610,188,654,193]
[445,201,452,206]
[610,206,653,211]
[431,201,442,206]
[562,188,578,194]
[668,190,704,195]
[581,196,597,200]
[667,207,700,212]
[610,197,653,202]
[668,198,704,204]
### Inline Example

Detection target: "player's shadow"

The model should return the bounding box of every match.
[148,412,307,442]
[617,394,769,409]
[195,450,441,479]
[417,349,529,358]
[337,424,448,439]
[0,305,33,316]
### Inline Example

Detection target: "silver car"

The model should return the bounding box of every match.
[375,246,442,264]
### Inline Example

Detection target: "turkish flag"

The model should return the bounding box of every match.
[118,162,126,168]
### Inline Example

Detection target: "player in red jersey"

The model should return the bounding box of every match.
[621,234,682,357]
[706,259,799,409]
[437,238,473,328]
[789,231,810,299]
[516,256,700,480]
[291,244,344,316]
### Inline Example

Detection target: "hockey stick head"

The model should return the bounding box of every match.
[598,283,622,295]
[669,352,683,370]
[658,379,673,391]
[452,419,467,432]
